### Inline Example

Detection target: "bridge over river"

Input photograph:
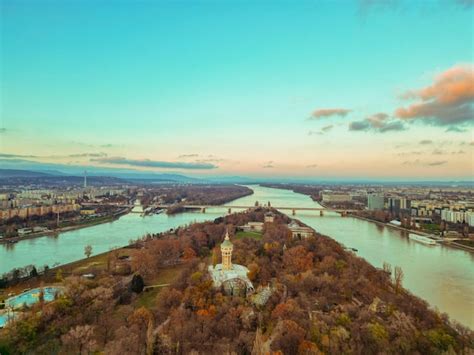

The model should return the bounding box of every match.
[151,204,358,215]
[82,202,358,216]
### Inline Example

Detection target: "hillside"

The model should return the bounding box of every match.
[0,209,472,354]
[0,169,53,178]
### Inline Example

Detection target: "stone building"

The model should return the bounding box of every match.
[208,230,254,295]
[288,220,314,239]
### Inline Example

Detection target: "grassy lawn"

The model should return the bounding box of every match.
[421,223,441,233]
[135,264,187,309]
[454,239,474,247]
[234,231,262,240]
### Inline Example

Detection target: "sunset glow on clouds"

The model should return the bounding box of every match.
[395,64,474,126]
[0,1,472,180]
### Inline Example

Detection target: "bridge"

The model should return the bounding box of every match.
[82,202,358,216]
[151,205,358,216]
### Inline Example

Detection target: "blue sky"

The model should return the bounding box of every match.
[1,0,473,179]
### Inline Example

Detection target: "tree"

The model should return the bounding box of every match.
[55,269,64,282]
[130,274,145,293]
[84,245,93,258]
[183,247,197,261]
[29,266,38,278]
[211,247,219,267]
[394,266,404,293]
[271,320,305,354]
[128,307,154,354]
[61,325,97,354]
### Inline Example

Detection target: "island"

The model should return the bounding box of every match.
[0,208,472,354]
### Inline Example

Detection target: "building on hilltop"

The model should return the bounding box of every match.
[239,221,264,232]
[264,212,275,223]
[238,211,275,233]
[288,220,314,239]
[208,229,254,296]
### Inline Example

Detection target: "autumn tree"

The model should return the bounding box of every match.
[61,325,97,354]
[271,320,305,354]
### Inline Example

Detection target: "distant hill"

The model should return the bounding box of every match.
[109,172,205,184]
[0,169,53,178]
[0,168,205,185]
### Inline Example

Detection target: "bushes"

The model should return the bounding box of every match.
[130,274,145,293]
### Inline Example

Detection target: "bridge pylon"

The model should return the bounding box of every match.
[292,209,296,216]
[201,207,206,213]
[228,208,231,214]
[320,210,324,216]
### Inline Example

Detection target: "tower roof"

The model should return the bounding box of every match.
[221,229,233,248]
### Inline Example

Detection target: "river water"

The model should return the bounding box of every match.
[1,185,473,328]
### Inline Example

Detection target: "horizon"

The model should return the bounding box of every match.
[1,0,473,179]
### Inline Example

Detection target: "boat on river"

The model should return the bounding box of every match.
[409,233,438,246]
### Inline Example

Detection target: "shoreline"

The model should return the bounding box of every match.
[0,208,130,245]
[350,214,474,253]
[297,194,474,253]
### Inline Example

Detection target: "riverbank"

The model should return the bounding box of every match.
[0,208,130,245]
[351,214,474,252]
[0,246,132,303]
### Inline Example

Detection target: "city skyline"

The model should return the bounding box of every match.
[1,0,473,179]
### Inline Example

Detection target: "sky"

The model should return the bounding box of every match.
[0,0,473,180]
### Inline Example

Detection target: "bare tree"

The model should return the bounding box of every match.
[61,325,97,354]
[394,266,404,293]
[382,262,392,275]
[84,244,93,258]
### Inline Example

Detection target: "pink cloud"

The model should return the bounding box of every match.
[395,64,474,125]
[310,108,352,119]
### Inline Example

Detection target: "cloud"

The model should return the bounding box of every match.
[0,152,108,159]
[100,144,119,148]
[0,153,38,158]
[366,112,389,127]
[68,152,107,158]
[262,161,274,168]
[196,158,225,163]
[419,139,433,145]
[0,128,6,134]
[306,164,318,168]
[308,125,334,136]
[349,112,405,133]
[91,157,217,170]
[456,0,474,8]
[402,159,448,167]
[310,108,352,119]
[432,149,445,155]
[396,151,422,157]
[321,124,334,133]
[428,161,448,166]
[378,121,405,132]
[349,120,371,131]
[445,127,468,133]
[178,154,199,159]
[395,64,474,126]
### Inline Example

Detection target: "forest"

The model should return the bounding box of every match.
[0,208,472,354]
[139,184,253,214]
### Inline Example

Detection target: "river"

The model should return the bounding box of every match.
[1,185,473,328]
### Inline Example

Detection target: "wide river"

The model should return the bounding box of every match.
[1,185,473,328]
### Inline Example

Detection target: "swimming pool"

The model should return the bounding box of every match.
[4,287,62,310]
[0,312,17,328]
